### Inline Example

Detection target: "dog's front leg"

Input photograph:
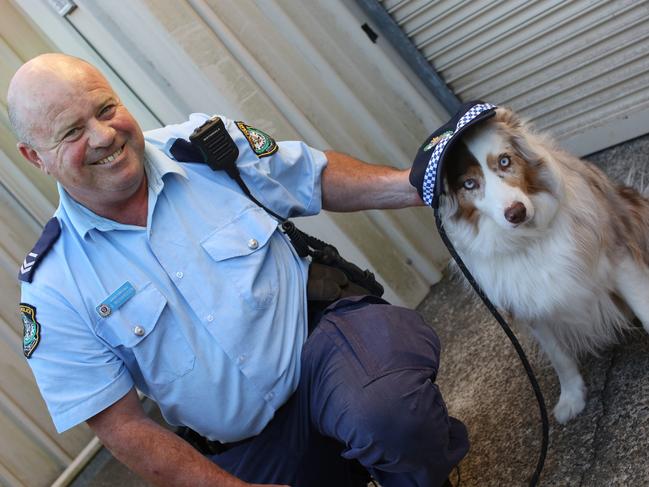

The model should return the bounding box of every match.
[530,323,586,423]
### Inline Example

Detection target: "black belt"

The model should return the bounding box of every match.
[176,426,252,455]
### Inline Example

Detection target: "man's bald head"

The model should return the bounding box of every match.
[7,53,147,222]
[7,53,106,145]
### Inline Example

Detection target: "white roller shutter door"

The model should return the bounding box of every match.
[380,0,649,155]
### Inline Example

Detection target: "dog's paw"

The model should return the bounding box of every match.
[553,386,586,424]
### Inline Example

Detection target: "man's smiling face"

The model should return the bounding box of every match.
[15,58,146,213]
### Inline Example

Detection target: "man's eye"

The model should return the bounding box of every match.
[99,104,116,118]
[63,127,82,140]
[463,178,478,190]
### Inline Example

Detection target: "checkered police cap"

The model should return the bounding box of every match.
[409,101,497,208]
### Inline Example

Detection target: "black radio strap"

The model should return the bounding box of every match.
[169,119,285,222]
[168,117,384,298]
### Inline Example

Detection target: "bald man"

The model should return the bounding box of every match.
[11,54,468,487]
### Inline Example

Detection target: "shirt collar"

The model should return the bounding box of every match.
[58,141,188,238]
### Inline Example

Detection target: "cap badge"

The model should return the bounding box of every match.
[424,130,454,151]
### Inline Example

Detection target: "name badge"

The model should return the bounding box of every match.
[96,282,136,318]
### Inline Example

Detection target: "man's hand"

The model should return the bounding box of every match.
[88,388,289,486]
[321,150,424,212]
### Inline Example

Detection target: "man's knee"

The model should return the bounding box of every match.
[302,298,468,472]
[353,370,467,471]
[315,300,443,380]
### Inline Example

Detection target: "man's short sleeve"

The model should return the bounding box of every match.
[145,114,328,219]
[21,284,133,432]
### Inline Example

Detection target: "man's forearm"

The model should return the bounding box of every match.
[100,415,245,487]
[88,389,287,487]
[321,150,423,212]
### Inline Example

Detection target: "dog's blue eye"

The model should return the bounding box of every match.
[499,155,511,168]
[463,179,477,190]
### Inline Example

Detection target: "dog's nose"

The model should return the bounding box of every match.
[505,202,527,224]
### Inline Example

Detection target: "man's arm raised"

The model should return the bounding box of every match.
[320,150,423,212]
[87,388,288,487]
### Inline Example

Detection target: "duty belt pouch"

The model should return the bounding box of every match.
[307,263,371,302]
[305,262,379,330]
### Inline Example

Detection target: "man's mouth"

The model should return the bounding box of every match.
[92,145,124,165]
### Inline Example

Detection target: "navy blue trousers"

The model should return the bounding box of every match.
[210,296,469,486]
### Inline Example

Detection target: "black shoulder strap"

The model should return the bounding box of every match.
[168,118,384,298]
[18,217,61,283]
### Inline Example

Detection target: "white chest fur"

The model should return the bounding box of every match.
[444,210,626,353]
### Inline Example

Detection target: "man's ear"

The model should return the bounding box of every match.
[17,142,46,172]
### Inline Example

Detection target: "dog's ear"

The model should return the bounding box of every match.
[495,108,545,167]
[511,131,544,167]
[494,107,522,130]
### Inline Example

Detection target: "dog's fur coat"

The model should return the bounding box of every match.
[440,108,649,423]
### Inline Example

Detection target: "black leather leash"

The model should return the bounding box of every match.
[434,209,549,487]
[410,101,549,487]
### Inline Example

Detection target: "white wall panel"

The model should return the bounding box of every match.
[0,183,94,486]
[0,1,101,485]
[18,0,454,307]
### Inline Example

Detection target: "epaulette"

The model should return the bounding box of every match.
[18,217,61,283]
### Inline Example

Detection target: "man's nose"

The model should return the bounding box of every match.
[86,119,115,148]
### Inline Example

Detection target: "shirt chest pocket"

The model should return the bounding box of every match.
[201,207,279,309]
[94,282,195,385]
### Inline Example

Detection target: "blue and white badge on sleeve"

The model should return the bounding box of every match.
[96,282,136,318]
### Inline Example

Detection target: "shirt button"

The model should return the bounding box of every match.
[133,325,145,336]
[206,314,214,322]
[176,271,184,279]
[237,354,246,364]
[264,391,274,401]
[247,238,259,250]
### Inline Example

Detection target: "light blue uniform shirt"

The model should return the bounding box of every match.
[22,114,327,441]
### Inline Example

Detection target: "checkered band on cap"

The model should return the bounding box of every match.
[421,103,496,206]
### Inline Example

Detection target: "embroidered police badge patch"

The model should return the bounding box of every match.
[235,121,278,158]
[20,304,41,358]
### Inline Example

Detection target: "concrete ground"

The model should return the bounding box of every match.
[69,133,649,487]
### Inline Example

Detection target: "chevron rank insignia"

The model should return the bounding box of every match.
[18,217,61,283]
[20,304,41,358]
[235,121,278,158]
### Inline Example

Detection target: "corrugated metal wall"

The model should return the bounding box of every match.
[0,1,95,485]
[380,0,649,155]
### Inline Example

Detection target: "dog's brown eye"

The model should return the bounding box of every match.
[499,155,511,168]
[463,178,477,190]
